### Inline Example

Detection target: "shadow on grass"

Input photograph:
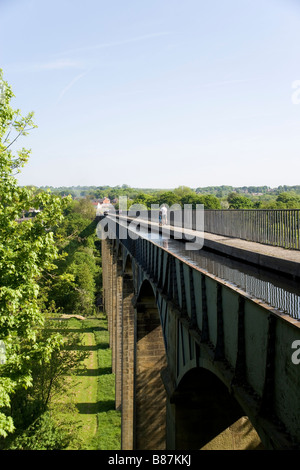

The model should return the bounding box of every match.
[76,400,115,414]
[77,367,112,376]
[64,343,109,353]
[46,327,107,334]
[73,343,109,351]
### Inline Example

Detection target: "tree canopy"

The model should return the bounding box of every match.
[0,69,69,437]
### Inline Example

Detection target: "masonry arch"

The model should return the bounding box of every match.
[134,280,167,450]
[123,252,133,276]
[172,367,264,450]
[115,240,122,261]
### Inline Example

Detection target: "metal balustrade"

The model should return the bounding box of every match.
[204,209,300,250]
[118,209,300,250]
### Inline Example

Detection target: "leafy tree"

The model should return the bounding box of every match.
[197,194,222,209]
[1,319,88,450]
[6,412,72,450]
[131,189,222,209]
[49,247,98,315]
[42,197,101,316]
[173,185,194,198]
[73,198,96,220]
[227,192,254,209]
[0,69,69,437]
[155,191,180,207]
[276,192,300,208]
[131,192,157,208]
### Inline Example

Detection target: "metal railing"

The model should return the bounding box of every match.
[204,209,300,250]
[116,209,300,250]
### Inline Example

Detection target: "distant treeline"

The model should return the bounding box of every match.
[27,185,300,209]
[195,185,300,196]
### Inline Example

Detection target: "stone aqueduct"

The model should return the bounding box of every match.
[100,217,300,451]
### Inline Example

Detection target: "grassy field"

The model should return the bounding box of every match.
[53,314,121,450]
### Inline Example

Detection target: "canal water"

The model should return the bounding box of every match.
[104,217,300,320]
[134,223,300,320]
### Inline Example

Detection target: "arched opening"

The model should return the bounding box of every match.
[134,280,167,450]
[173,367,264,450]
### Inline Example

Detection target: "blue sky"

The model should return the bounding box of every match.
[1,0,300,189]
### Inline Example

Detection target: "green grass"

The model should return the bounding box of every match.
[52,314,121,450]
[89,315,121,450]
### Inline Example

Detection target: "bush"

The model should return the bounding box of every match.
[4,412,71,450]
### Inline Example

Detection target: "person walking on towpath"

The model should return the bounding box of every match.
[161,205,167,225]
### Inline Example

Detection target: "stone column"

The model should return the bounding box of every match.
[134,295,167,450]
[114,258,123,410]
[121,273,135,450]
